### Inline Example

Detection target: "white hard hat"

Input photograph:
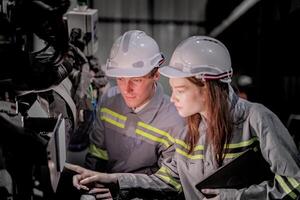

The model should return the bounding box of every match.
[159,36,232,82]
[105,30,164,77]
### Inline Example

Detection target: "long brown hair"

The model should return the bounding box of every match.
[186,77,233,166]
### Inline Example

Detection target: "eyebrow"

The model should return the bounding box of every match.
[173,85,186,89]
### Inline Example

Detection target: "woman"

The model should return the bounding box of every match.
[67,36,300,199]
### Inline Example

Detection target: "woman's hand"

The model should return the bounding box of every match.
[65,163,118,190]
[201,188,220,200]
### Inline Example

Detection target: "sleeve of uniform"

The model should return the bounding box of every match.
[115,153,183,199]
[220,104,300,200]
[84,92,109,171]
[157,102,186,168]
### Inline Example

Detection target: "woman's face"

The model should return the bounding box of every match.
[169,77,208,118]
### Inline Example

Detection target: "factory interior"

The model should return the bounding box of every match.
[1,0,300,199]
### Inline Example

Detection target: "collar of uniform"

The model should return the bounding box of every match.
[228,85,238,110]
[120,82,164,124]
[228,85,248,123]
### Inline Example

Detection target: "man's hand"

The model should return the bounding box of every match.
[89,183,113,200]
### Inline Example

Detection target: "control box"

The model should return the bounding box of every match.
[66,8,99,56]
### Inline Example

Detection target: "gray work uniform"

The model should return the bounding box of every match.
[116,86,300,200]
[86,83,186,175]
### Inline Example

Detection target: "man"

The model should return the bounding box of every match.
[85,30,185,196]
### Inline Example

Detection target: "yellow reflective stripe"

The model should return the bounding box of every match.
[224,152,244,159]
[135,129,170,147]
[175,136,257,152]
[136,124,205,152]
[137,122,175,143]
[101,116,125,128]
[100,108,127,121]
[158,166,168,173]
[175,138,204,151]
[175,139,189,149]
[287,177,300,192]
[156,167,182,192]
[225,137,258,149]
[194,144,204,151]
[88,144,108,160]
[275,175,298,199]
[176,148,203,160]
[156,174,182,192]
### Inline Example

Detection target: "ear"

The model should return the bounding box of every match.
[153,71,160,81]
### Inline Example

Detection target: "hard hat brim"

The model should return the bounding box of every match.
[159,66,195,78]
[105,67,153,78]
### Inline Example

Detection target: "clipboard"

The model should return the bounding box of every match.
[195,149,274,191]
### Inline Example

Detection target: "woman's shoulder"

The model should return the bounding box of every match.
[236,98,274,118]
[248,101,275,118]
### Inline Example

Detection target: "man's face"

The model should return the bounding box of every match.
[116,71,159,109]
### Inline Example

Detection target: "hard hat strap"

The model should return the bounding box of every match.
[195,70,233,82]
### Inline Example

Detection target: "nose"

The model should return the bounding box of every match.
[170,91,177,103]
[124,80,133,94]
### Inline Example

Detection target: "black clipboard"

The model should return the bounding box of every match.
[195,149,274,191]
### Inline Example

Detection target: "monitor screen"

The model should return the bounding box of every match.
[47,113,66,192]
